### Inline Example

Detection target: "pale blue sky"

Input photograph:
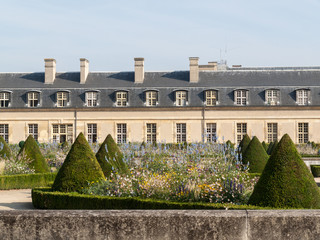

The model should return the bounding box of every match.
[1,0,320,72]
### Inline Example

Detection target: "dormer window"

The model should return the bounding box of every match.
[234,90,248,106]
[296,89,310,106]
[116,91,128,107]
[265,89,280,105]
[205,90,218,106]
[86,91,97,107]
[56,92,69,107]
[0,92,10,108]
[175,91,187,106]
[145,91,158,106]
[28,92,40,107]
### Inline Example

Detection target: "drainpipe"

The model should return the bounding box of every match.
[74,110,77,141]
[202,107,205,142]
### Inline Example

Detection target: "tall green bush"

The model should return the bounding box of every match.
[0,136,11,159]
[248,134,320,208]
[238,134,250,154]
[266,141,274,155]
[261,141,268,152]
[17,135,49,173]
[242,136,269,173]
[52,133,105,192]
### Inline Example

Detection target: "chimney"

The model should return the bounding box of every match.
[208,62,218,70]
[44,58,56,84]
[80,58,89,84]
[134,58,144,83]
[189,57,199,83]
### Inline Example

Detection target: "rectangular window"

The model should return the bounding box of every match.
[235,90,247,106]
[86,92,97,107]
[117,123,127,144]
[116,92,128,106]
[28,124,38,141]
[176,91,187,106]
[28,92,39,107]
[0,124,9,143]
[52,124,73,143]
[146,91,157,106]
[57,92,68,107]
[267,123,278,143]
[206,123,217,142]
[205,90,217,106]
[296,90,309,106]
[0,92,10,108]
[87,124,97,143]
[237,123,247,144]
[146,123,157,143]
[266,90,279,105]
[298,123,309,143]
[176,123,186,143]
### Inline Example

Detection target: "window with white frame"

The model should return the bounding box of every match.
[52,124,73,143]
[28,124,38,141]
[206,123,217,142]
[0,124,9,143]
[296,89,309,106]
[145,91,157,106]
[86,92,97,107]
[87,124,97,143]
[205,90,217,106]
[56,92,68,107]
[116,91,128,106]
[175,91,187,106]
[265,90,279,105]
[146,123,157,143]
[176,123,186,143]
[0,92,10,108]
[28,92,40,107]
[267,123,278,143]
[298,122,309,143]
[236,123,247,144]
[117,123,127,144]
[235,90,248,106]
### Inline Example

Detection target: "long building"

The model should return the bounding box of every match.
[0,57,319,144]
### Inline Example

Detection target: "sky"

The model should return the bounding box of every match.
[1,0,320,72]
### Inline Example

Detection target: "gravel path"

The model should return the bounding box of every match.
[0,189,33,210]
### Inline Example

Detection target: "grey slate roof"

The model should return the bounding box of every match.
[0,69,320,108]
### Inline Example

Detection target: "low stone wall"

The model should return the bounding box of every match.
[0,210,320,239]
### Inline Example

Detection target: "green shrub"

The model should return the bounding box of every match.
[248,134,320,208]
[0,136,11,159]
[238,134,250,154]
[0,173,56,190]
[269,140,278,155]
[311,165,320,177]
[18,141,25,149]
[32,188,267,210]
[266,142,274,155]
[262,141,268,152]
[17,135,49,173]
[242,136,269,173]
[52,133,105,192]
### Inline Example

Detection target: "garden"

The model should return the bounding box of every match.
[1,132,320,209]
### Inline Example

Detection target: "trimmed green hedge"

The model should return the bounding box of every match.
[311,165,320,177]
[301,155,320,158]
[0,173,56,190]
[32,188,267,210]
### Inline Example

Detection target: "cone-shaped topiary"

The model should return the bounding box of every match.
[52,133,105,192]
[266,141,274,155]
[238,134,250,154]
[242,136,269,173]
[17,135,49,173]
[96,134,129,178]
[248,134,320,208]
[269,140,278,155]
[262,141,268,152]
[0,136,11,159]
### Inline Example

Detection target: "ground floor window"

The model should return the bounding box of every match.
[298,122,308,143]
[87,124,97,143]
[206,123,217,142]
[117,123,127,144]
[236,123,247,144]
[267,123,278,143]
[28,124,38,141]
[146,123,156,143]
[176,123,186,143]
[0,124,9,143]
[52,124,73,143]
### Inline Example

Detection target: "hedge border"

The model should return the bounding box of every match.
[0,173,56,190]
[32,188,271,210]
[311,165,320,177]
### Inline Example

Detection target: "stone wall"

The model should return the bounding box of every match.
[0,210,320,239]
